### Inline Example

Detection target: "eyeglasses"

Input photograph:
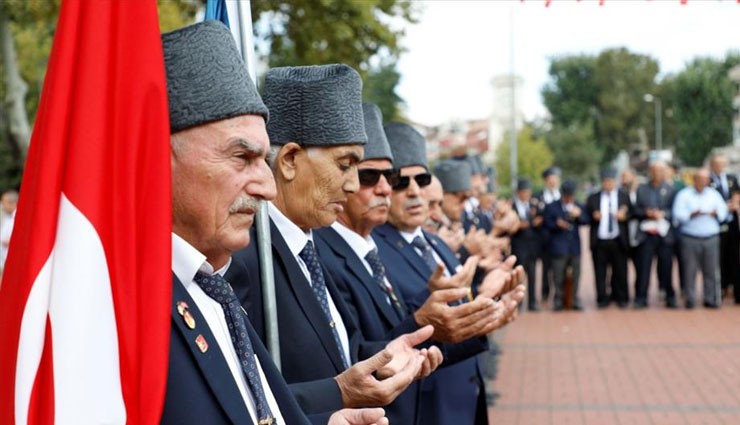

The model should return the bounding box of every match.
[392,172,432,191]
[358,168,401,187]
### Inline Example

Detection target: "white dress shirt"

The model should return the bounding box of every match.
[332,221,394,305]
[171,233,284,424]
[268,202,352,364]
[400,227,457,276]
[543,188,561,204]
[0,209,15,268]
[597,190,620,240]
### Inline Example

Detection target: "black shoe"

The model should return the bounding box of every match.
[617,301,629,309]
[572,303,583,311]
[528,303,540,312]
[685,300,695,309]
[703,302,720,309]
[633,301,647,310]
[666,299,678,309]
[553,304,564,311]
[597,301,610,309]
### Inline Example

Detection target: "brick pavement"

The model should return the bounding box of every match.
[488,239,740,424]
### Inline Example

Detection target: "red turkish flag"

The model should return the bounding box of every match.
[0,0,171,424]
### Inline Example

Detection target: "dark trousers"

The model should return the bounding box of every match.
[635,234,675,305]
[551,254,580,308]
[519,256,538,307]
[593,238,628,305]
[540,252,553,300]
[719,228,740,296]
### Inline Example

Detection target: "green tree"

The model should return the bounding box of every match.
[541,48,660,166]
[545,123,603,183]
[494,124,554,193]
[251,0,417,121]
[252,0,418,75]
[661,52,740,166]
[594,48,659,161]
[0,0,197,189]
[542,54,598,128]
[363,59,404,121]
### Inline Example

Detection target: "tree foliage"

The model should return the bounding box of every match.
[595,48,659,160]
[251,0,417,122]
[363,59,404,121]
[494,124,554,193]
[251,0,418,76]
[0,0,198,190]
[544,123,603,183]
[542,48,659,165]
[661,53,740,166]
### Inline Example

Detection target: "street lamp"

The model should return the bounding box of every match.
[644,93,662,151]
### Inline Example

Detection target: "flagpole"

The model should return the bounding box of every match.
[228,0,281,370]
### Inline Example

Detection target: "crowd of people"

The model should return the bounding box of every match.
[160,21,525,425]
[502,155,740,312]
[3,19,738,425]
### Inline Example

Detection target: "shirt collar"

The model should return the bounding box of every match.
[331,221,375,259]
[171,233,231,287]
[268,201,311,257]
[399,226,425,245]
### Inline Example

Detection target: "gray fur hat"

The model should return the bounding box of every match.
[263,64,367,147]
[162,21,268,133]
[434,160,472,193]
[362,103,393,162]
[453,154,484,175]
[384,122,427,170]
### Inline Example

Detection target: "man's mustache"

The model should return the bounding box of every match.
[229,195,261,214]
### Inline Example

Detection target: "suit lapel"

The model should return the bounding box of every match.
[171,275,251,425]
[425,231,459,275]
[375,223,433,281]
[319,228,402,325]
[269,221,346,372]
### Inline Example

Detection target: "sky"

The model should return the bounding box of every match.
[395,0,740,126]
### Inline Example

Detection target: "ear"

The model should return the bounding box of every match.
[275,142,302,182]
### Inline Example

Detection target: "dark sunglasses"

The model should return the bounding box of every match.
[392,172,432,191]
[358,168,401,187]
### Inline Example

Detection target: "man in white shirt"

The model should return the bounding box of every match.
[162,21,388,425]
[0,189,18,273]
[673,168,728,308]
[227,64,441,417]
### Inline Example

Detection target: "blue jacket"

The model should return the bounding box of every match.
[371,223,489,425]
[226,221,386,415]
[544,200,589,256]
[162,275,313,425]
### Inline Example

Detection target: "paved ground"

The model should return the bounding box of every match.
[488,236,740,424]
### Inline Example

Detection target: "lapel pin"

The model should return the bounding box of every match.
[183,310,196,329]
[176,300,189,316]
[195,334,208,353]
[396,240,404,248]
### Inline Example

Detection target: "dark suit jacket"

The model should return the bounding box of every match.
[226,221,385,415]
[585,190,631,249]
[633,181,676,244]
[709,173,739,233]
[315,226,488,366]
[162,275,312,425]
[511,200,542,261]
[314,226,421,425]
[462,207,493,234]
[372,223,488,425]
[544,200,589,257]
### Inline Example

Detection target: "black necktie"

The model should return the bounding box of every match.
[365,248,405,318]
[607,194,614,233]
[193,271,276,425]
[412,235,439,272]
[299,240,350,369]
